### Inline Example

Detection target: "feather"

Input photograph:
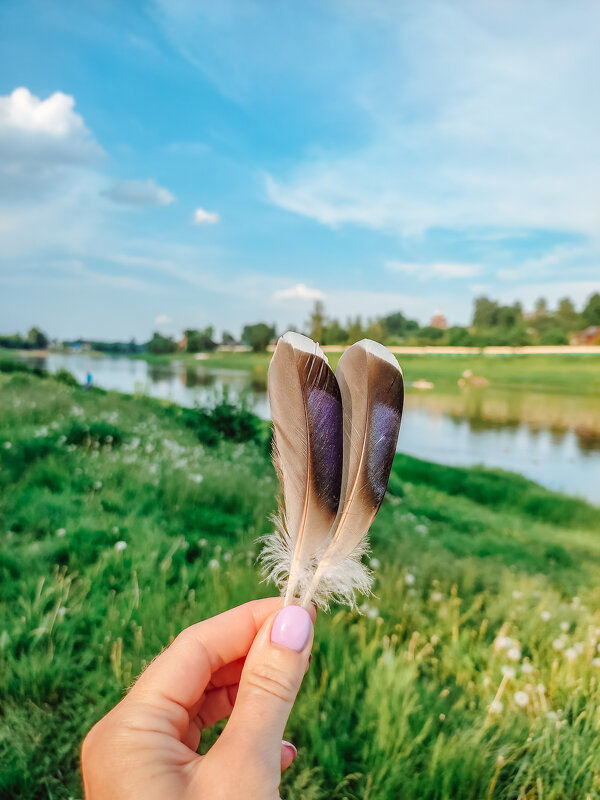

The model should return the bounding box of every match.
[261,331,343,604]
[299,339,404,608]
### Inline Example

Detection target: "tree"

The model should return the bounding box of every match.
[380,311,420,339]
[307,301,325,342]
[322,319,347,345]
[345,316,365,345]
[185,327,217,352]
[221,331,236,346]
[534,297,548,316]
[148,332,178,354]
[27,327,48,349]
[241,323,276,352]
[582,293,600,327]
[555,297,579,331]
[496,303,523,329]
[472,297,499,328]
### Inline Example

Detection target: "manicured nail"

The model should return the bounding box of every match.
[282,740,297,759]
[271,605,312,652]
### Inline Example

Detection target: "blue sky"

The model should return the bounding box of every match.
[1,0,599,341]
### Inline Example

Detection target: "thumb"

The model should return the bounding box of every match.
[216,605,313,779]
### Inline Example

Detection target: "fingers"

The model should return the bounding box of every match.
[281,741,297,771]
[214,605,314,781]
[130,598,282,738]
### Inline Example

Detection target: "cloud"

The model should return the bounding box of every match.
[0,87,104,199]
[106,179,175,207]
[154,313,172,325]
[385,260,481,279]
[263,2,600,240]
[273,282,324,301]
[193,207,220,225]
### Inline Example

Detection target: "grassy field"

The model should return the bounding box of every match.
[133,350,600,396]
[2,369,600,799]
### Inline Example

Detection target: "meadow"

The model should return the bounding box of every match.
[2,366,600,799]
[139,350,600,396]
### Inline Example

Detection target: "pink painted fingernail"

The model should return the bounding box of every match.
[271,605,312,652]
[282,740,297,758]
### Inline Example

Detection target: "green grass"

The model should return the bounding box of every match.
[2,371,600,799]
[130,350,600,396]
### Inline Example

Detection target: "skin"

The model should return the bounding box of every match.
[81,598,315,800]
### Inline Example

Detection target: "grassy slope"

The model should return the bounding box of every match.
[1,373,600,799]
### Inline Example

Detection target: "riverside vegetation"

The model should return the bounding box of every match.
[1,365,600,799]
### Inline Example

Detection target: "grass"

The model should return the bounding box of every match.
[128,350,600,396]
[1,370,600,799]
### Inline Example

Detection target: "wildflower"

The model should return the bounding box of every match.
[370,557,381,569]
[494,636,514,651]
[223,552,232,562]
[199,538,208,547]
[540,610,551,622]
[415,524,428,535]
[514,691,529,707]
[574,642,584,654]
[560,621,569,632]
[512,590,522,600]
[56,528,66,537]
[58,606,66,618]
[2,441,11,449]
[507,646,521,662]
[439,713,446,721]
[94,480,102,490]
[592,658,600,668]
[145,443,155,454]
[521,660,533,674]
[552,638,565,651]
[112,526,119,534]
[114,540,127,552]
[208,559,219,570]
[571,596,581,608]
[489,699,503,713]
[405,573,415,585]
[431,591,443,603]
[497,754,505,766]
[501,665,516,678]
[367,607,379,619]
[190,473,203,483]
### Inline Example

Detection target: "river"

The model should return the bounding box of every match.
[19,353,600,505]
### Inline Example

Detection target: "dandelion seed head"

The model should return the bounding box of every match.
[208,559,219,570]
[521,660,533,674]
[405,572,415,585]
[431,591,443,602]
[56,528,66,537]
[370,557,381,569]
[514,691,529,707]
[114,540,127,552]
[507,646,521,662]
[489,700,503,713]
[501,665,516,678]
[540,610,551,622]
[552,638,565,651]
[560,621,569,632]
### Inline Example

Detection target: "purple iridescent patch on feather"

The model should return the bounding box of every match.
[367,402,401,506]
[307,386,343,512]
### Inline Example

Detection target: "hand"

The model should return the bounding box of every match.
[81,598,315,800]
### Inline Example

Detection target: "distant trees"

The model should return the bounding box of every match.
[148,332,178,354]
[0,328,49,350]
[241,323,276,352]
[582,293,600,327]
[184,327,217,353]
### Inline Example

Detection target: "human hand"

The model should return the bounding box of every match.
[81,598,315,800]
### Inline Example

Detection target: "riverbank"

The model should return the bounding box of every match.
[2,370,600,798]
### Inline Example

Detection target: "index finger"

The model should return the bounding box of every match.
[132,598,283,712]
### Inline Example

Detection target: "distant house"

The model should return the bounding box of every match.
[570,326,600,345]
[177,334,188,351]
[429,309,448,329]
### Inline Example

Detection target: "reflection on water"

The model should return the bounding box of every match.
[18,353,600,504]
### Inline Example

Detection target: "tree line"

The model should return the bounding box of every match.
[2,293,599,355]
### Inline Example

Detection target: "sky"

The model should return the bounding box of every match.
[1,0,599,341]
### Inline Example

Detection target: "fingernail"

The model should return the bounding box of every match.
[271,605,312,652]
[282,740,297,759]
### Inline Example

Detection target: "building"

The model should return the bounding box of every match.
[429,309,448,329]
[570,326,600,346]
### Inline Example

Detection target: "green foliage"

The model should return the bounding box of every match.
[148,331,178,354]
[185,327,217,353]
[2,374,600,798]
[582,292,600,327]
[241,322,276,352]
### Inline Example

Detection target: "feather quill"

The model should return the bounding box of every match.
[261,332,343,604]
[299,339,404,607]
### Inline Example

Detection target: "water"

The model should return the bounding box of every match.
[20,353,600,505]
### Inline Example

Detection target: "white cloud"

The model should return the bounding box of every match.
[193,207,220,225]
[273,282,324,301]
[386,260,480,280]
[0,87,103,198]
[154,313,172,325]
[264,3,600,240]
[106,179,175,207]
